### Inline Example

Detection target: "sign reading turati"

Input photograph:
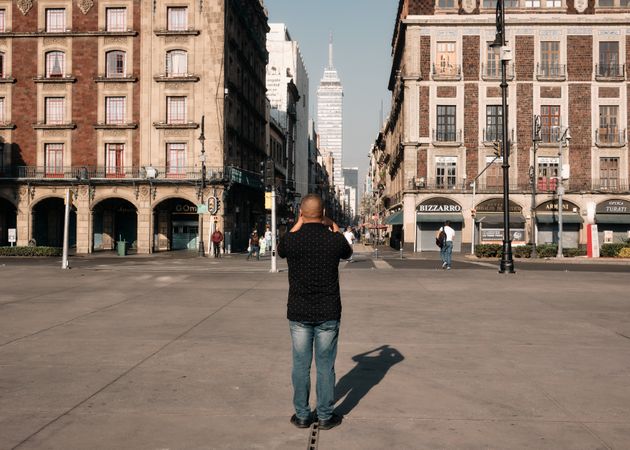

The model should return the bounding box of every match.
[596,199,630,214]
[476,199,522,213]
[417,197,462,212]
[536,200,579,213]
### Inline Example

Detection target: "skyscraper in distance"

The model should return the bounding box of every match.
[317,33,344,191]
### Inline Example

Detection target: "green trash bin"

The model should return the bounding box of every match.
[117,240,127,256]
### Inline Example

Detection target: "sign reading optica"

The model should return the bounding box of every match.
[476,198,522,213]
[596,199,630,214]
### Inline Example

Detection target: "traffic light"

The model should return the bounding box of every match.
[492,141,502,158]
[264,159,275,188]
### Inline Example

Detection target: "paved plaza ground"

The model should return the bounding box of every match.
[1,251,629,449]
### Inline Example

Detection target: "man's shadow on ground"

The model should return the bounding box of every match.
[334,345,404,416]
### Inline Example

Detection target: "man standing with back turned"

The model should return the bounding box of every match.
[278,194,353,430]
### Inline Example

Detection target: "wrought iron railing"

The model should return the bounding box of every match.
[16,165,225,181]
[536,63,566,79]
[432,129,462,144]
[595,63,625,79]
[432,63,461,80]
[480,62,515,80]
[595,128,625,146]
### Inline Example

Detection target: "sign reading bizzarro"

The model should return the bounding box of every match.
[596,199,630,214]
[416,197,462,213]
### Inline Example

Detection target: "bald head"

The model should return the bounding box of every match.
[300,194,324,221]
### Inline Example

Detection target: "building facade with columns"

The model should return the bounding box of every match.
[0,0,268,253]
[376,0,630,253]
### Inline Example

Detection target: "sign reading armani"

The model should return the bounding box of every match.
[417,197,462,213]
[536,200,579,213]
[596,199,630,214]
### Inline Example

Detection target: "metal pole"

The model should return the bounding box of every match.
[198,115,206,257]
[61,188,70,269]
[496,0,515,274]
[531,115,540,259]
[271,187,277,273]
[471,181,476,255]
[557,135,564,258]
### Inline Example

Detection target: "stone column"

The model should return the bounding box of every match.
[75,189,91,254]
[403,192,416,252]
[136,199,153,254]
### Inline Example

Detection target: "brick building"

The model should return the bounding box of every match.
[0,0,268,253]
[375,0,630,253]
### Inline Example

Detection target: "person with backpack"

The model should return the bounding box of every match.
[247,230,260,261]
[437,220,455,270]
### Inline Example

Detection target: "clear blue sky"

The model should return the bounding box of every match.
[265,0,397,193]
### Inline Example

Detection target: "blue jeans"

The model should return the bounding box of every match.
[440,241,453,266]
[289,320,340,421]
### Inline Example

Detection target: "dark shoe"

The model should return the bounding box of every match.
[318,413,342,430]
[290,414,313,429]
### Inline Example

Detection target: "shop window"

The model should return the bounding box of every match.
[106,143,125,177]
[485,105,503,142]
[106,50,126,78]
[45,51,65,78]
[598,42,621,77]
[537,157,559,191]
[45,143,64,177]
[105,96,126,124]
[167,7,187,31]
[540,41,561,77]
[166,50,188,76]
[166,96,186,124]
[483,0,519,7]
[106,8,126,32]
[45,97,65,125]
[525,0,541,6]
[598,105,620,144]
[436,42,457,76]
[436,157,457,189]
[436,105,456,142]
[436,0,455,7]
[540,105,560,143]
[167,143,186,176]
[600,157,619,189]
[598,0,630,6]
[46,8,66,33]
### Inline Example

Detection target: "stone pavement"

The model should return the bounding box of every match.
[1,256,630,449]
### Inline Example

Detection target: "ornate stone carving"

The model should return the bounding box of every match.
[77,0,94,15]
[574,0,588,12]
[44,37,66,46]
[43,83,65,92]
[165,129,190,137]
[103,83,127,91]
[17,0,33,15]
[462,0,475,13]
[105,37,128,45]
[104,130,127,137]
[139,186,150,200]
[43,130,67,137]
[165,36,189,44]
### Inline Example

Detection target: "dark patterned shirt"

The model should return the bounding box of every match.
[277,223,353,322]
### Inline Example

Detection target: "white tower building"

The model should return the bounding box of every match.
[317,34,344,192]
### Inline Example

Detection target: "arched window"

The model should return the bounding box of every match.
[106,50,126,78]
[166,50,187,76]
[45,51,65,78]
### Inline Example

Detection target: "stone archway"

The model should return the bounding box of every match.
[153,197,200,251]
[32,197,77,247]
[0,197,17,246]
[92,198,138,252]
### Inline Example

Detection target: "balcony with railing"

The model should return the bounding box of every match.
[536,63,566,81]
[482,127,515,144]
[592,178,629,192]
[480,62,515,81]
[153,73,200,83]
[595,63,625,81]
[16,165,225,182]
[595,128,626,147]
[432,63,462,81]
[432,129,463,146]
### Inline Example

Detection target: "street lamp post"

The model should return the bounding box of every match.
[491,0,515,274]
[530,115,541,259]
[556,126,571,258]
[198,115,206,257]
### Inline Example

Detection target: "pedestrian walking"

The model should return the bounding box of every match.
[247,230,260,260]
[343,226,355,262]
[437,220,455,270]
[265,225,273,252]
[211,225,223,258]
[277,194,352,431]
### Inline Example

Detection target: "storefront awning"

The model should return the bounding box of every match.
[596,214,630,224]
[536,213,583,224]
[476,212,526,225]
[416,212,464,223]
[384,210,403,225]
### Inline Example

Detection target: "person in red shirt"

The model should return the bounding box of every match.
[211,225,223,258]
